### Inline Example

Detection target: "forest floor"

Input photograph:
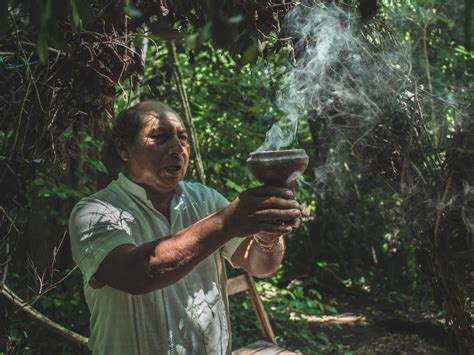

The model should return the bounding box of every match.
[312,291,452,354]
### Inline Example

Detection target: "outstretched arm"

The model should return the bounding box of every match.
[92,186,302,294]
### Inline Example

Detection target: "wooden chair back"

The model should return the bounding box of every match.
[226,272,277,344]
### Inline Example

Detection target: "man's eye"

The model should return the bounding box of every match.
[179,135,188,142]
[151,134,167,140]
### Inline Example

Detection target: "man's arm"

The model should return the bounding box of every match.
[92,186,302,294]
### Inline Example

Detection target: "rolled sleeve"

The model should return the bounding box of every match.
[69,199,137,284]
[221,237,245,268]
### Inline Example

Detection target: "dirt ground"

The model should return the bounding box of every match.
[309,292,452,354]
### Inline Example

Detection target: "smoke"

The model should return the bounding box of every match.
[258,3,473,241]
[256,3,410,153]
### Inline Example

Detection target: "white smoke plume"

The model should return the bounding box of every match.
[257,3,410,152]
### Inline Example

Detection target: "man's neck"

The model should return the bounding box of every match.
[123,173,177,221]
[143,185,175,221]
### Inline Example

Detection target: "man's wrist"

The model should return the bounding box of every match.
[253,235,283,254]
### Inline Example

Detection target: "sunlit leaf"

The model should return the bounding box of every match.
[90,160,108,173]
[225,178,244,193]
[227,14,243,24]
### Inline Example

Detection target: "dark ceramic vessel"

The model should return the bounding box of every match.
[246,149,309,188]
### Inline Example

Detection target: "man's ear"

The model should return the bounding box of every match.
[115,138,130,162]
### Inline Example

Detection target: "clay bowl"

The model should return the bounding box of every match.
[246,149,309,188]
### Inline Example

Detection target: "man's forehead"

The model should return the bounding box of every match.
[143,111,185,130]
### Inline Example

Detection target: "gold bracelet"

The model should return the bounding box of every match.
[253,235,282,253]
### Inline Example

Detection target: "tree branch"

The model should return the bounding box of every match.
[168,41,206,184]
[0,285,88,347]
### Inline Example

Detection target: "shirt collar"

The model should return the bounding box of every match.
[116,173,183,204]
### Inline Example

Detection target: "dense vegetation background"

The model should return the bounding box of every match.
[0,0,472,353]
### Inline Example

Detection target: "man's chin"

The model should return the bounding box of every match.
[160,170,182,179]
[155,172,183,189]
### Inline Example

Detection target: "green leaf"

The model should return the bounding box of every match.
[76,0,94,25]
[227,14,244,24]
[62,128,74,138]
[53,297,64,307]
[238,40,258,66]
[185,32,199,48]
[37,35,48,63]
[38,187,51,198]
[454,46,468,55]
[69,0,81,32]
[123,4,143,18]
[148,21,182,40]
[315,332,329,343]
[185,22,214,48]
[225,178,244,193]
[40,0,52,27]
[198,22,212,44]
[33,177,45,186]
[90,159,108,173]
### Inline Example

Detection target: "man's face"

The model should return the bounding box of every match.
[123,108,190,193]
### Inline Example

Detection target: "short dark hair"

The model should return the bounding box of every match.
[104,100,175,168]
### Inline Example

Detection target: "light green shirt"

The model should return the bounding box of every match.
[69,173,243,355]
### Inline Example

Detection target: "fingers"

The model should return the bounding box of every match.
[260,218,301,228]
[258,196,300,210]
[248,185,294,199]
[300,207,310,218]
[233,186,311,238]
[243,187,309,215]
[253,208,302,220]
[289,218,301,228]
[258,223,293,235]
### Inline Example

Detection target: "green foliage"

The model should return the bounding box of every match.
[116,41,293,199]
[6,271,90,354]
[5,0,473,352]
[28,129,107,226]
[3,0,95,63]
[230,279,345,353]
[2,1,268,65]
[380,0,472,142]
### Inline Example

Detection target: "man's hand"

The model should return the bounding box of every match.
[255,204,310,244]
[219,186,307,238]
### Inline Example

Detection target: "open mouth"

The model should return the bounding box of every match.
[162,165,181,174]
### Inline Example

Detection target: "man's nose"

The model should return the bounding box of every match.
[167,135,185,154]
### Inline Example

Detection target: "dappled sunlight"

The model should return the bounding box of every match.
[294,312,367,325]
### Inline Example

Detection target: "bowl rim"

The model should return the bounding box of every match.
[247,149,308,162]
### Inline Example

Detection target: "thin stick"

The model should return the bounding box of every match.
[0,285,89,347]
[168,41,206,184]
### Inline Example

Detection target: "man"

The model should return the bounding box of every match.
[69,101,307,354]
